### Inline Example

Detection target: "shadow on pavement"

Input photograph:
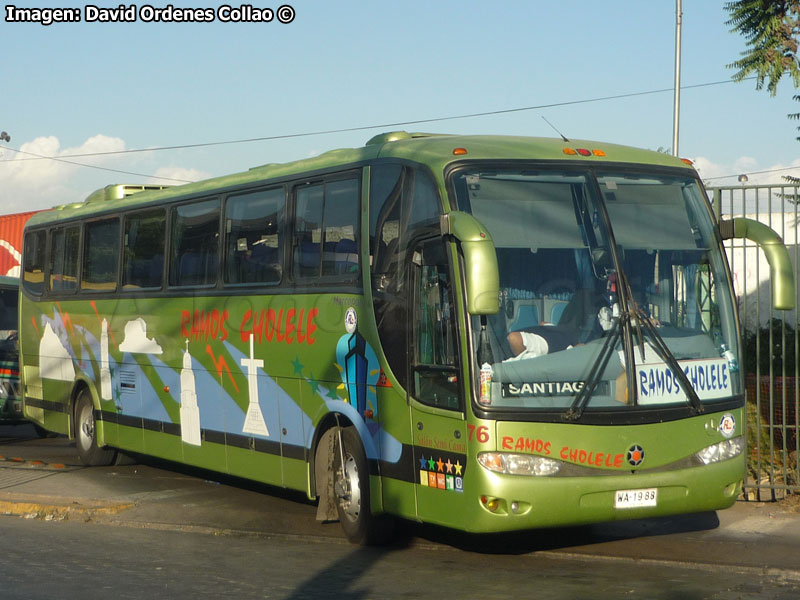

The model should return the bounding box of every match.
[391,510,720,555]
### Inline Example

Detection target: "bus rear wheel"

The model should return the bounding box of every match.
[332,426,393,545]
[75,390,116,466]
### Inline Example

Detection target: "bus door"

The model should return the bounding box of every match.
[407,237,468,522]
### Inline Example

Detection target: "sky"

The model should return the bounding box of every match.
[2,0,800,214]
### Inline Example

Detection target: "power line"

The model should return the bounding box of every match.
[0,77,763,184]
[1,146,195,183]
[1,77,751,165]
[704,164,800,181]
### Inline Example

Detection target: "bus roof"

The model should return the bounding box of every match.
[26,132,693,228]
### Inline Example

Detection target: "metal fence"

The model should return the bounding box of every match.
[709,185,799,500]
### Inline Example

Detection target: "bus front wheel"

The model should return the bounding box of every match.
[75,390,116,466]
[332,425,392,545]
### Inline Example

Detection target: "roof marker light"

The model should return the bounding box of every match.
[593,149,606,157]
[576,148,592,156]
[681,158,694,166]
[453,147,468,155]
[562,148,577,155]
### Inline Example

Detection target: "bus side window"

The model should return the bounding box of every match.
[293,184,324,278]
[123,209,165,290]
[169,199,220,287]
[225,187,285,285]
[321,179,359,277]
[292,177,360,281]
[82,218,120,293]
[22,230,47,296]
[49,225,80,293]
[411,238,460,410]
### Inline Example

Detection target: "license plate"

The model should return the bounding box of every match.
[614,488,658,509]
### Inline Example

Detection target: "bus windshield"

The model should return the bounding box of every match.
[452,166,741,416]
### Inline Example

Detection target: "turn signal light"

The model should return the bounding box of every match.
[480,495,501,512]
[563,147,606,157]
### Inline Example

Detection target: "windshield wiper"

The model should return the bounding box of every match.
[566,173,705,418]
[615,251,705,415]
[563,317,621,421]
[628,303,705,415]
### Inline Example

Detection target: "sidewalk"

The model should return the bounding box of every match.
[1,425,799,576]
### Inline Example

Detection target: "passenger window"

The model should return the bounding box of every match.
[294,184,324,278]
[0,286,17,331]
[292,177,359,279]
[169,199,220,287]
[50,226,80,293]
[123,209,165,290]
[322,179,359,277]
[82,218,120,292]
[226,188,284,285]
[22,230,47,296]
[411,238,460,410]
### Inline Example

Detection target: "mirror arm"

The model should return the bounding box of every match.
[441,212,500,315]
[719,217,796,310]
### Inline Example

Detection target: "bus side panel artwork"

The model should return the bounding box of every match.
[22,291,405,497]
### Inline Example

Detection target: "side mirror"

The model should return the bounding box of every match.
[441,211,499,315]
[719,217,796,311]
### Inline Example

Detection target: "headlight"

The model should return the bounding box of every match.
[478,452,561,476]
[694,436,744,465]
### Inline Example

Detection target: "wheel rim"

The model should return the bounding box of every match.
[334,453,361,522]
[77,403,94,451]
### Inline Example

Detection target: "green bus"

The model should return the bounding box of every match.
[19,132,795,543]
[0,275,23,423]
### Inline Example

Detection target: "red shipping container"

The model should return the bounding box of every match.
[0,211,41,277]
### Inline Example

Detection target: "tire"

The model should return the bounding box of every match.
[332,426,393,545]
[74,390,116,466]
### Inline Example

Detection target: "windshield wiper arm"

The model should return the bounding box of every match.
[564,317,621,421]
[631,305,705,415]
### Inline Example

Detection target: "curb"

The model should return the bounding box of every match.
[0,496,135,521]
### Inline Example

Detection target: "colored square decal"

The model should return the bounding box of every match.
[455,476,464,492]
[428,472,437,487]
[437,473,446,489]
[419,470,429,486]
[446,475,455,490]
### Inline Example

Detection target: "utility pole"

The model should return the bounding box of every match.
[672,0,682,157]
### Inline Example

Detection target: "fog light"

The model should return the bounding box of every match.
[510,501,520,514]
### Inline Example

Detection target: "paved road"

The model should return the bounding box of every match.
[1,423,800,598]
[2,516,800,600]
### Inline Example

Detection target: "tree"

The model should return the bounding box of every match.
[782,94,800,194]
[726,1,800,95]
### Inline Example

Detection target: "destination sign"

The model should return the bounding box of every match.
[502,381,610,398]
[637,358,731,404]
